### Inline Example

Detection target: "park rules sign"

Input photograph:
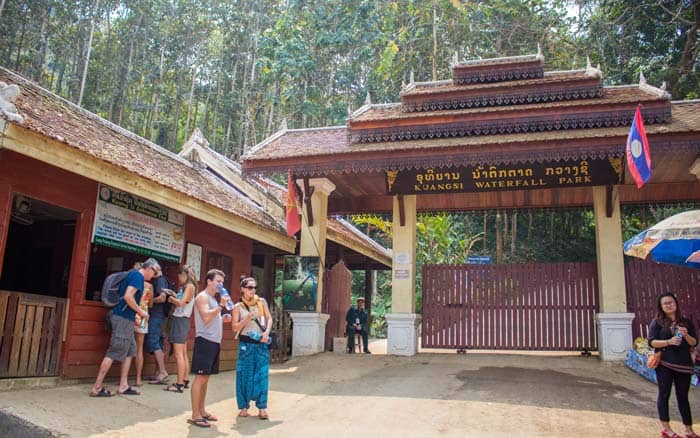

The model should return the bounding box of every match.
[386,157,624,195]
[92,185,185,262]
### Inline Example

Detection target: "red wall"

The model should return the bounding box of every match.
[0,150,253,379]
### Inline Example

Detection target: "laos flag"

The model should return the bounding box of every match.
[626,106,652,188]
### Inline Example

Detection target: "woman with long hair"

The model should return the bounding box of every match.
[164,265,197,393]
[648,292,698,438]
[232,275,272,420]
[133,280,153,386]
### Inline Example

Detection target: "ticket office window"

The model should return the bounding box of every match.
[0,195,77,299]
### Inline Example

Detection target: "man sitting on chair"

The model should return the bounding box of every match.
[346,298,370,354]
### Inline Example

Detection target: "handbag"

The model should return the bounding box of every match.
[647,351,661,369]
[243,301,279,350]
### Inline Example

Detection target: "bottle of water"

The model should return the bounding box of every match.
[247,331,271,344]
[217,285,234,311]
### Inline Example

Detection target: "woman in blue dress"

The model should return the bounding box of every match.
[231,275,272,420]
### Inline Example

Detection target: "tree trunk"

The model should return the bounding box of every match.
[78,0,99,107]
[511,212,517,258]
[0,0,6,20]
[482,210,487,251]
[150,45,165,141]
[549,211,555,242]
[495,211,502,263]
[117,35,136,125]
[432,0,438,81]
[184,68,197,137]
[502,211,509,255]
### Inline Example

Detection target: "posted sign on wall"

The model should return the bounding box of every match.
[92,185,185,262]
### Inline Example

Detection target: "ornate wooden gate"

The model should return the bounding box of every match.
[421,263,599,351]
[0,291,67,377]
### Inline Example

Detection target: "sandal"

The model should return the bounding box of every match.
[202,414,218,422]
[662,431,683,438]
[238,410,250,418]
[164,383,184,393]
[187,418,210,428]
[148,375,169,385]
[89,387,113,397]
[183,379,190,389]
[258,411,269,420]
[117,386,140,395]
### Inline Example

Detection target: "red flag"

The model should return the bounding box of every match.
[626,105,652,188]
[286,172,301,237]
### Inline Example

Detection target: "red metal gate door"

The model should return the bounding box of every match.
[421,263,599,351]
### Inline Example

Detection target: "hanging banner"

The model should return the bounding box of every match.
[92,185,185,262]
[386,157,624,195]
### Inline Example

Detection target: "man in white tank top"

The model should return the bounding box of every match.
[188,269,228,428]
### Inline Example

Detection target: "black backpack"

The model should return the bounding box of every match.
[101,270,131,308]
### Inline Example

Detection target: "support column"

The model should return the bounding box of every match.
[592,186,634,360]
[291,178,335,356]
[387,195,421,355]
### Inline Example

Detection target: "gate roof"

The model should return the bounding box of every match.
[242,52,700,214]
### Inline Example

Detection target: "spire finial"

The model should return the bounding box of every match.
[451,51,459,66]
[536,43,543,60]
[660,81,667,91]
[364,91,372,106]
[279,117,288,131]
[347,105,352,117]
[409,71,415,84]
[586,56,592,70]
[639,71,647,85]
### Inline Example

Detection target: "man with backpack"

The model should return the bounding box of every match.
[90,258,160,397]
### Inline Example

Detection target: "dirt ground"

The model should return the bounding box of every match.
[0,347,697,438]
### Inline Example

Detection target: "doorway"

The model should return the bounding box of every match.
[0,195,77,377]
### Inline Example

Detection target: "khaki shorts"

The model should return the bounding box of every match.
[106,314,137,362]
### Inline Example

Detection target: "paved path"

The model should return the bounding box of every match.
[0,352,696,437]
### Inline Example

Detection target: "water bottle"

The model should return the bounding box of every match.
[217,285,234,311]
[247,331,271,345]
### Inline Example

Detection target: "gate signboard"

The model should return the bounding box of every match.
[386,157,623,195]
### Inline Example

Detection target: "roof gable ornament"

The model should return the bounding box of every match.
[410,71,415,84]
[365,91,372,106]
[279,117,288,131]
[584,56,602,78]
[536,43,543,61]
[451,51,459,67]
[0,81,23,123]
[639,71,647,85]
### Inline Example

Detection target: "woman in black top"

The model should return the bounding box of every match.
[648,292,698,438]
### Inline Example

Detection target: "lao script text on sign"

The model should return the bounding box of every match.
[92,184,185,262]
[386,157,623,195]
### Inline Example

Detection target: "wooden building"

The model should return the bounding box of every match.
[0,67,388,379]
[242,52,700,359]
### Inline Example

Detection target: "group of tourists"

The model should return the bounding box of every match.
[88,258,272,428]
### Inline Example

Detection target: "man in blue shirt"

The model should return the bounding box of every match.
[90,258,159,397]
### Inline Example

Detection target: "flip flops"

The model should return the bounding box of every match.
[117,386,140,395]
[202,414,218,422]
[89,387,113,397]
[164,383,184,393]
[187,418,210,428]
[148,375,169,385]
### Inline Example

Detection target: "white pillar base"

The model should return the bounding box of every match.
[596,312,635,361]
[289,312,330,356]
[386,313,421,356]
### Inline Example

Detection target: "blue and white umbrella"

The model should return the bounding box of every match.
[623,210,700,269]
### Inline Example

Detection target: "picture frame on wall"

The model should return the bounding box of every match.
[185,242,203,280]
